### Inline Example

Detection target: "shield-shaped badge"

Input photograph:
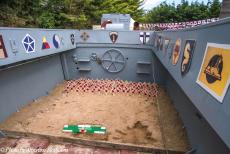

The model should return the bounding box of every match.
[171,38,181,65]
[181,40,196,76]
[53,34,61,48]
[140,32,150,44]
[109,32,118,43]
[0,35,7,59]
[163,38,170,56]
[70,34,75,45]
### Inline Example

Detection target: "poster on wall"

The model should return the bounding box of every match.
[196,43,230,102]
[181,40,196,75]
[163,38,170,56]
[171,38,181,65]
[0,35,7,59]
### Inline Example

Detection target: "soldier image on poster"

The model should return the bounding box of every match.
[181,40,196,75]
[172,38,181,65]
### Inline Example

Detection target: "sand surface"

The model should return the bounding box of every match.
[0,81,189,152]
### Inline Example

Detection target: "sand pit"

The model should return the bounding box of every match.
[0,79,190,152]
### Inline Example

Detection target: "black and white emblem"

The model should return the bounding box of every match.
[139,32,150,44]
[70,34,75,45]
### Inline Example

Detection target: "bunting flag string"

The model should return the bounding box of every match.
[141,18,219,31]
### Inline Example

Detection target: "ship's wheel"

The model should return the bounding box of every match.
[101,49,126,73]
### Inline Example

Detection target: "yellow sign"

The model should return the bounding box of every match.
[196,43,230,102]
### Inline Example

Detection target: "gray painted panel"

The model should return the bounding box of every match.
[0,54,64,122]
[62,46,154,82]
[0,28,77,66]
[153,19,230,147]
[77,30,154,45]
[166,74,230,154]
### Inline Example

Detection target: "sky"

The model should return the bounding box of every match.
[142,0,223,10]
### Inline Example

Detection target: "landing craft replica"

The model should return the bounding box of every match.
[0,12,230,154]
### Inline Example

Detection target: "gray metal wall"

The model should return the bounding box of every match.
[0,54,64,122]
[165,73,230,154]
[153,19,230,150]
[0,27,76,66]
[62,45,154,82]
[61,30,156,82]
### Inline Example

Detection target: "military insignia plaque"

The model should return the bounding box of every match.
[181,40,196,75]
[196,43,230,102]
[159,37,164,51]
[42,36,50,50]
[70,34,75,45]
[109,32,118,43]
[163,38,170,55]
[22,34,35,53]
[139,32,150,44]
[156,35,162,51]
[80,32,89,42]
[171,38,181,65]
[53,34,61,48]
[0,35,7,59]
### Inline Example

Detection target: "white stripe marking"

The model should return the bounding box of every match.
[94,131,105,134]
[63,130,73,132]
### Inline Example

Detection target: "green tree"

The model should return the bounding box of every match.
[0,0,145,28]
[144,2,177,23]
[144,0,221,23]
[0,0,40,27]
[209,0,221,18]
